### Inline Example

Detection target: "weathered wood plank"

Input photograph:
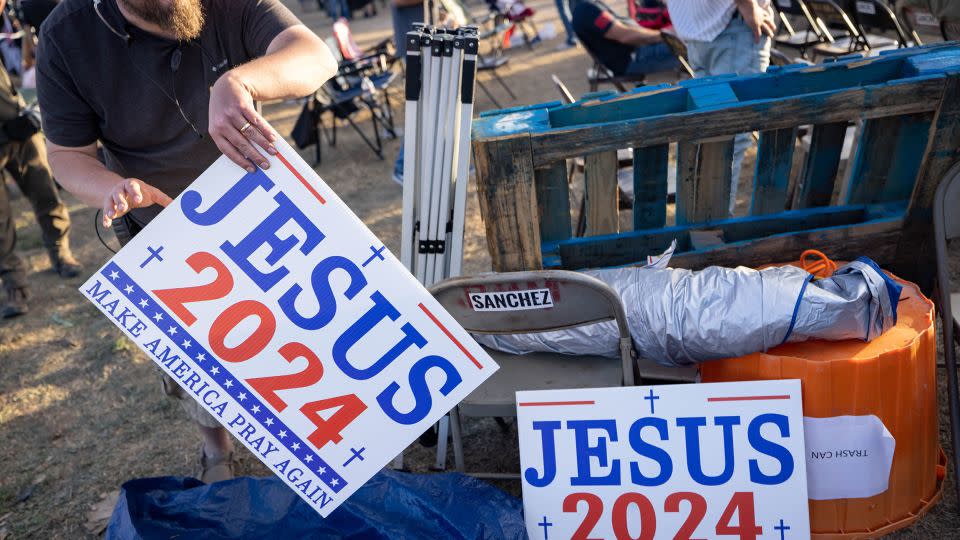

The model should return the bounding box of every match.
[583,150,620,236]
[845,113,933,204]
[473,135,542,271]
[558,204,880,269]
[797,122,847,208]
[676,139,734,224]
[632,144,669,230]
[668,219,903,271]
[894,75,960,291]
[534,161,572,244]
[751,127,798,215]
[549,85,686,128]
[526,76,945,167]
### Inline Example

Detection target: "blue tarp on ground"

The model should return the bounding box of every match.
[106,470,527,540]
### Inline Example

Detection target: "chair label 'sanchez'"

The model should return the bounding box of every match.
[470,289,555,311]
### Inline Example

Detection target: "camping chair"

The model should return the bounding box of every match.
[331,17,398,71]
[485,0,540,50]
[933,161,960,513]
[773,0,827,58]
[308,59,398,165]
[584,47,646,93]
[430,270,639,477]
[847,0,918,50]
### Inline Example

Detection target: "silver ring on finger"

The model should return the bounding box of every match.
[239,121,252,134]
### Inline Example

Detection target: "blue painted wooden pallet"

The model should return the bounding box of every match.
[470,43,960,288]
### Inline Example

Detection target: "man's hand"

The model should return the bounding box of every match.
[736,0,776,43]
[102,179,174,228]
[208,71,278,173]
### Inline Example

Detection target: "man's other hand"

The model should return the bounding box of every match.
[736,0,776,43]
[208,71,278,173]
[102,179,173,228]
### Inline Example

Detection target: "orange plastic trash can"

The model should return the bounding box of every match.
[701,266,944,539]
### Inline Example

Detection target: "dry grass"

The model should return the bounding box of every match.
[0,0,958,537]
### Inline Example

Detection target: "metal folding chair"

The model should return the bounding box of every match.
[933,162,960,513]
[847,0,919,50]
[806,0,897,58]
[584,47,646,93]
[774,0,827,58]
[431,270,639,478]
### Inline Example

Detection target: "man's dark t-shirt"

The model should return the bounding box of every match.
[572,0,633,75]
[37,0,299,226]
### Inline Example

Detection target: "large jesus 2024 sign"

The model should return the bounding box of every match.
[79,138,497,517]
[517,381,810,539]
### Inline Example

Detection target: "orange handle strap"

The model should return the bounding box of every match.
[800,249,837,279]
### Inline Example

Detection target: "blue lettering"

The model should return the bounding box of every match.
[332,291,427,380]
[524,421,561,488]
[677,416,740,486]
[280,256,367,330]
[221,192,325,292]
[748,413,794,485]
[376,355,462,425]
[627,417,673,486]
[181,168,274,226]
[568,419,621,486]
[85,280,110,304]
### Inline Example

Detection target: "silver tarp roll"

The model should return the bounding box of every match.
[474,258,901,367]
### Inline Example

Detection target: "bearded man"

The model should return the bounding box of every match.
[36,0,337,482]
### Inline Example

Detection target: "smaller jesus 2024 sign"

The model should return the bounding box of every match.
[517,380,810,539]
[78,137,497,517]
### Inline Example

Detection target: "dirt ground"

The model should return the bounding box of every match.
[1,0,959,538]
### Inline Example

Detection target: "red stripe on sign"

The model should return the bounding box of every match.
[707,395,791,402]
[518,400,596,407]
[277,151,326,204]
[418,303,483,369]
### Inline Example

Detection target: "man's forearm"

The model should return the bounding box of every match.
[606,22,662,47]
[228,25,338,102]
[47,144,125,209]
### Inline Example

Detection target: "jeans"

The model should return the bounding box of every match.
[0,133,72,291]
[624,42,680,76]
[555,0,576,45]
[326,0,350,20]
[685,15,771,215]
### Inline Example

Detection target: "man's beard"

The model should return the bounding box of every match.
[119,0,205,41]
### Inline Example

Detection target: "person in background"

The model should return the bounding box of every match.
[326,0,351,20]
[571,0,676,77]
[390,0,423,184]
[554,0,577,49]
[0,0,80,319]
[629,0,669,29]
[666,0,775,215]
[37,0,336,482]
[897,0,960,40]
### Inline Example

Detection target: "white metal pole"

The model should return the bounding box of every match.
[416,34,442,283]
[424,35,454,286]
[400,31,423,272]
[449,33,478,277]
[432,35,463,281]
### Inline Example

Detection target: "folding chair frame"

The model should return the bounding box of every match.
[430,270,639,478]
[933,161,960,515]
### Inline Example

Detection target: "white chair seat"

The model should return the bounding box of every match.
[775,32,822,47]
[459,348,701,417]
[459,348,622,417]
